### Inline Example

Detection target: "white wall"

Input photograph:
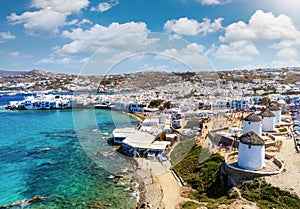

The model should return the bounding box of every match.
[238,143,265,171]
[261,116,275,132]
[242,121,262,136]
[271,110,281,125]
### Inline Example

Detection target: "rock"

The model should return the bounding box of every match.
[105,175,115,180]
[228,188,239,199]
[218,204,229,209]
[137,202,152,209]
[28,196,44,204]
[11,199,26,206]
[115,180,125,187]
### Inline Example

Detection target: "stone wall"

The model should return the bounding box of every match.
[223,152,284,185]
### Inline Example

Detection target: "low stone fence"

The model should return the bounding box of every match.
[208,126,228,144]
[264,133,281,148]
[223,151,284,185]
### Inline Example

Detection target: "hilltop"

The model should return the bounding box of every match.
[1,67,300,94]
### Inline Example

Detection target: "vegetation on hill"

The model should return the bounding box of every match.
[181,201,201,209]
[173,72,196,81]
[149,99,163,107]
[240,179,300,209]
[170,139,195,166]
[172,145,234,207]
[173,144,300,209]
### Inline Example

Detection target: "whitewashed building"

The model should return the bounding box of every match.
[238,131,265,171]
[242,113,262,136]
[269,105,281,125]
[258,109,276,132]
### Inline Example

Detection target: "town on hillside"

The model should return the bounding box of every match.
[1,68,300,208]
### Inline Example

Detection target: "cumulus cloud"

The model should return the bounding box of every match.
[277,48,298,59]
[57,22,150,55]
[8,9,66,36]
[214,41,259,61]
[164,17,223,36]
[91,0,119,12]
[31,0,89,13]
[7,0,89,36]
[220,10,300,42]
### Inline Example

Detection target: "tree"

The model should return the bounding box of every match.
[149,99,163,108]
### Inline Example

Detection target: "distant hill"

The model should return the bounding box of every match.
[0,70,28,77]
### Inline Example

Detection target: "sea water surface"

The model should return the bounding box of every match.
[0,97,139,208]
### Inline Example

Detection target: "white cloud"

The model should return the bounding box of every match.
[269,59,300,68]
[9,51,21,58]
[31,0,89,14]
[7,0,89,36]
[104,51,133,66]
[277,48,298,59]
[3,51,32,59]
[199,18,223,35]
[214,41,259,61]
[78,19,92,25]
[57,22,149,55]
[220,10,300,42]
[38,57,72,65]
[269,40,295,49]
[37,56,89,66]
[91,0,119,13]
[8,9,65,36]
[197,0,231,5]
[160,43,212,71]
[0,32,16,40]
[138,64,168,72]
[164,17,223,36]
[164,17,200,35]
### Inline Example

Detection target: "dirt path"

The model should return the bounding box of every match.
[156,171,184,209]
[265,137,300,197]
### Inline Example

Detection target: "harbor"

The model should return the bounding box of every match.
[1,67,300,209]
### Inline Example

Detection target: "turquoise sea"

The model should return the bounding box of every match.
[0,96,139,208]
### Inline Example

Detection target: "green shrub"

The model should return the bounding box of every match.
[181,201,201,209]
[278,127,287,132]
[149,99,163,107]
[173,145,229,201]
[239,180,300,209]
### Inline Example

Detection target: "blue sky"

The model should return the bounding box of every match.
[1,0,300,75]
